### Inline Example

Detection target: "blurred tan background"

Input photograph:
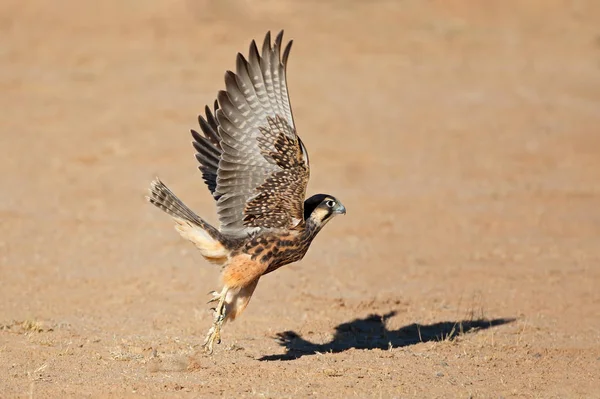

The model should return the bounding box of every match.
[1,1,599,397]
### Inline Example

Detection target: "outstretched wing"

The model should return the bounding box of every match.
[192,31,310,236]
[192,100,222,199]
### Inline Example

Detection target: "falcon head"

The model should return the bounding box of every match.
[303,194,346,229]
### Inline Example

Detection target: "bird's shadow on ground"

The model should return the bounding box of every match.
[258,311,515,361]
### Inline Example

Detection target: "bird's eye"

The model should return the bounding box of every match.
[325,200,336,208]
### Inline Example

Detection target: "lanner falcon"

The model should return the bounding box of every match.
[147,31,346,354]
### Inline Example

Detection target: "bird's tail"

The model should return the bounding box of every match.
[147,178,227,264]
[148,178,208,228]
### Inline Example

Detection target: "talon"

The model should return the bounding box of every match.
[202,322,222,354]
[207,291,221,304]
[203,339,214,354]
[202,286,229,354]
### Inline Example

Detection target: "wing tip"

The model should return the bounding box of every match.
[274,30,284,49]
[263,30,272,50]
[282,40,293,67]
[191,128,201,142]
[249,39,260,61]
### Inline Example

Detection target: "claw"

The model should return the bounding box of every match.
[207,290,221,304]
[202,286,229,354]
[203,322,222,354]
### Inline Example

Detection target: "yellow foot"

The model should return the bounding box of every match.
[202,287,228,354]
[203,323,222,354]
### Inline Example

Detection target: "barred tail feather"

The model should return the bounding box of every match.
[147,178,227,264]
[148,178,204,227]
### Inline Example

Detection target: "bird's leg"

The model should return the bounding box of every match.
[203,286,229,354]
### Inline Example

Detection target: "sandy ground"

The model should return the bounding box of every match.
[1,0,600,397]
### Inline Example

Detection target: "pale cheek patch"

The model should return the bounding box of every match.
[312,207,330,222]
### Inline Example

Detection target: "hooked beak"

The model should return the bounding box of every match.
[335,202,347,215]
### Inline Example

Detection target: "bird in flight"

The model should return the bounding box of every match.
[147,31,346,354]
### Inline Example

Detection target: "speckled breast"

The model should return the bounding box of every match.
[244,231,312,275]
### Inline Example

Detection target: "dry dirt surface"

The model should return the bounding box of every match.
[1,1,600,398]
